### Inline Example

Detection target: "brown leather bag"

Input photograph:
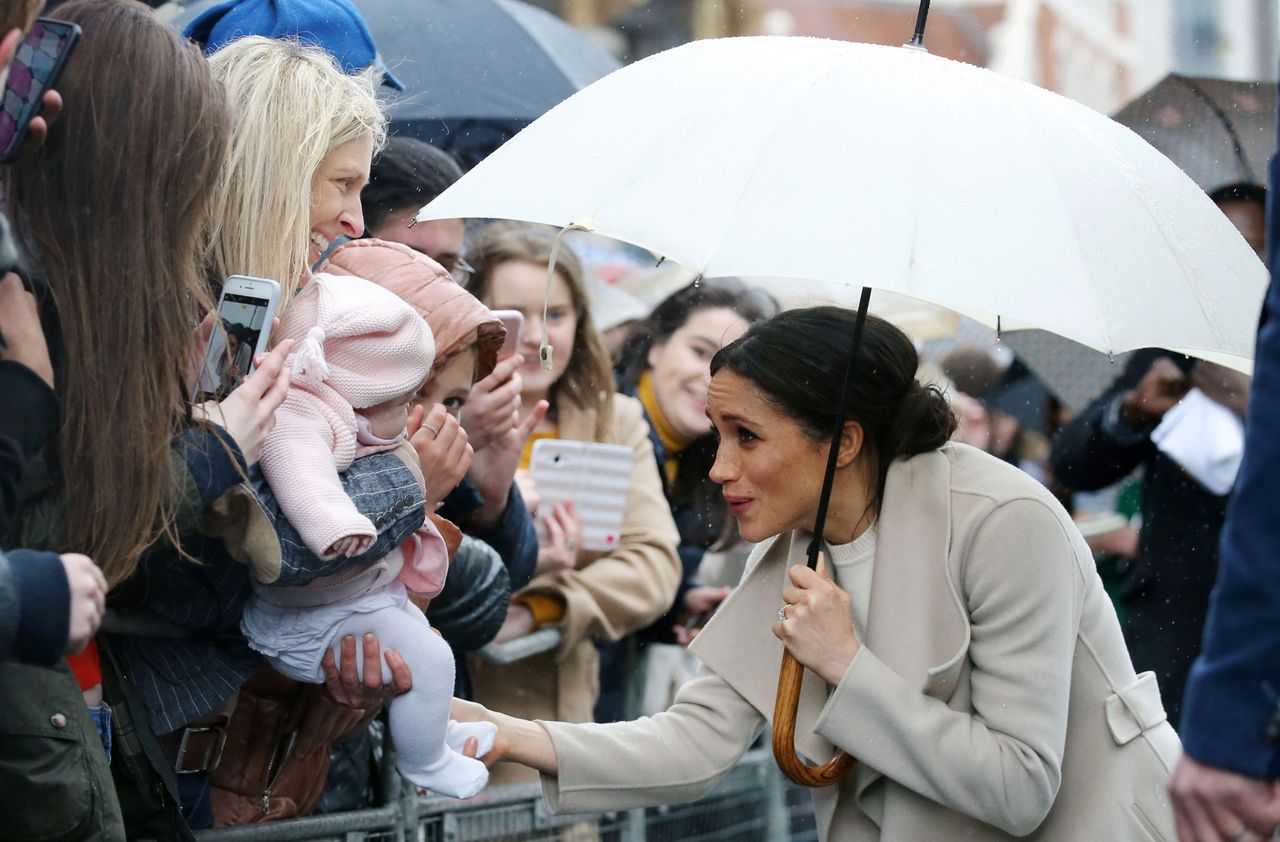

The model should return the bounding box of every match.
[208,667,358,825]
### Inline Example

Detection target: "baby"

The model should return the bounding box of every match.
[240,273,495,799]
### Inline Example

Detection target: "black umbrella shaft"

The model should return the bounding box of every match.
[909,0,932,48]
[807,286,873,570]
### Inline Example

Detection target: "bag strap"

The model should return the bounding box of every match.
[99,635,197,842]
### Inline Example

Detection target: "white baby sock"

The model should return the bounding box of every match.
[401,748,490,799]
[445,719,498,758]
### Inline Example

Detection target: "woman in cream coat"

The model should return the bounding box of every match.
[455,307,1181,840]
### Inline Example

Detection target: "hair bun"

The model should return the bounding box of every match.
[890,381,957,457]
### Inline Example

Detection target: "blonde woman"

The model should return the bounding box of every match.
[462,221,682,785]
[202,35,386,305]
[95,37,414,830]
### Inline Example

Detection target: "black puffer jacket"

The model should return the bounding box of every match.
[427,534,510,700]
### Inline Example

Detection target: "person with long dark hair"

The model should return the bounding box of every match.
[461,221,681,786]
[0,1,291,835]
[454,307,1179,841]
[594,278,777,721]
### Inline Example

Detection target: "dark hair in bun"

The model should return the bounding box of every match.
[710,306,956,498]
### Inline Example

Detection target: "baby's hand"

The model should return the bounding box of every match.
[328,535,374,558]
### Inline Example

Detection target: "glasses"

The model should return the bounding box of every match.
[446,255,475,285]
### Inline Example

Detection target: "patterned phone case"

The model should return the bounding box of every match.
[0,20,77,159]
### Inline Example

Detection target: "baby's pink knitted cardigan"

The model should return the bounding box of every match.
[258,273,438,572]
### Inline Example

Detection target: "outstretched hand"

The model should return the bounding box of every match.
[460,354,525,451]
[409,402,473,510]
[467,388,549,528]
[450,698,504,766]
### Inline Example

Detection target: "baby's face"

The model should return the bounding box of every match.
[358,391,414,440]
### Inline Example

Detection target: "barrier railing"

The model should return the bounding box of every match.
[194,744,819,842]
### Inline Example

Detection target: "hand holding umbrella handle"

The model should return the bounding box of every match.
[772,648,855,787]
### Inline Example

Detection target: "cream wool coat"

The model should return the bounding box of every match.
[538,444,1180,840]
[470,393,682,784]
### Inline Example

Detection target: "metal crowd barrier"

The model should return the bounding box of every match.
[195,745,819,842]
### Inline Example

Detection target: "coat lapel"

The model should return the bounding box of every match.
[863,447,969,696]
[853,446,970,805]
[690,531,838,763]
[692,448,973,789]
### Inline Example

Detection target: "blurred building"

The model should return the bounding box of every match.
[540,0,1279,114]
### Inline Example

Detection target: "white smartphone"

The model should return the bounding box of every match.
[490,309,524,360]
[529,439,632,552]
[194,275,281,402]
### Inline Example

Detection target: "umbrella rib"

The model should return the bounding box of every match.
[1177,75,1259,185]
[1176,76,1257,185]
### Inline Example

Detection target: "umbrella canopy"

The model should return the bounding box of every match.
[417,36,1267,372]
[1113,74,1276,193]
[170,0,620,169]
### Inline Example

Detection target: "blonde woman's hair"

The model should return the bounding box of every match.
[466,222,616,441]
[204,36,386,306]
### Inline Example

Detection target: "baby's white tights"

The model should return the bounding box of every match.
[330,601,496,798]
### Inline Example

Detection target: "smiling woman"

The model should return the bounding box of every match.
[597,278,777,721]
[201,36,386,305]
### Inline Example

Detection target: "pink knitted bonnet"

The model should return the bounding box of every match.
[276,272,435,408]
[322,239,505,383]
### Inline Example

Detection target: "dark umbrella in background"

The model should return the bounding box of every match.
[171,0,621,170]
[1114,74,1276,192]
[359,0,620,169]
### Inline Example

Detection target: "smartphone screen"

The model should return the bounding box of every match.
[0,19,81,163]
[195,280,280,401]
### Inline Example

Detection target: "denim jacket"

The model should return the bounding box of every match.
[249,450,426,588]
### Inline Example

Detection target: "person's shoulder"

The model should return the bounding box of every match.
[611,392,645,426]
[592,392,646,444]
[944,442,1061,510]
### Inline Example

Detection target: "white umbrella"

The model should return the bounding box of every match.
[418,36,1267,372]
[417,30,1269,788]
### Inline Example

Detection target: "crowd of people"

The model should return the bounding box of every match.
[0,0,1276,840]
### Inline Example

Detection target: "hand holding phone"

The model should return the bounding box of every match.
[195,275,281,402]
[193,338,294,468]
[0,18,80,163]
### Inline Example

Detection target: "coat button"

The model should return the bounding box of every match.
[50,713,67,729]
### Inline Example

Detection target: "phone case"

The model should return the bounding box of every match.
[0,19,80,163]
[529,439,633,552]
[195,277,280,401]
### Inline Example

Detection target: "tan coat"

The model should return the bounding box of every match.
[539,444,1180,840]
[470,393,682,783]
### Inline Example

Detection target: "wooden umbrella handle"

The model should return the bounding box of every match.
[772,648,855,787]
